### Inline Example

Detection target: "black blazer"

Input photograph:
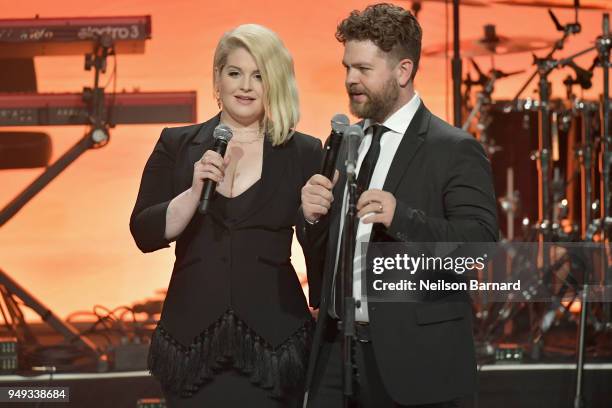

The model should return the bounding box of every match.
[298,102,499,405]
[130,114,322,349]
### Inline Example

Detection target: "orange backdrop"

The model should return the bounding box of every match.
[0,0,608,320]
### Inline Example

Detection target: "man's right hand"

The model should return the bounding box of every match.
[301,170,339,223]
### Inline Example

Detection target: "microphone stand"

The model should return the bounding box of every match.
[339,129,360,407]
[574,13,612,408]
[452,0,462,128]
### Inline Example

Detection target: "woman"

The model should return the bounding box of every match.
[129,24,322,407]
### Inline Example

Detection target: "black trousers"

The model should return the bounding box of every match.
[306,318,460,408]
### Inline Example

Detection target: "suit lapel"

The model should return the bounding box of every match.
[382,101,430,193]
[187,113,220,167]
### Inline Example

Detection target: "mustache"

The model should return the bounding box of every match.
[346,86,369,97]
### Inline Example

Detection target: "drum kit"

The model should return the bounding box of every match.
[420,0,611,243]
[420,1,611,404]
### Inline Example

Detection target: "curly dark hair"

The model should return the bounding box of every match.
[336,3,422,80]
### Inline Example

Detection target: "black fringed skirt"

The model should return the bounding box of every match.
[148,309,314,407]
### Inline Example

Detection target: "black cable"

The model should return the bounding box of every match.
[93,304,128,337]
[66,310,98,323]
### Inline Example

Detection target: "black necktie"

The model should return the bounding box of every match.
[356,124,388,196]
[331,124,389,319]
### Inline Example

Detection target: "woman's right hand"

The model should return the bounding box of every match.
[192,150,230,196]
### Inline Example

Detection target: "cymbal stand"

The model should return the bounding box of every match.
[512,10,581,260]
[513,9,581,103]
[522,40,599,361]
[575,100,598,239]
[574,14,611,408]
[462,61,497,133]
[463,60,521,154]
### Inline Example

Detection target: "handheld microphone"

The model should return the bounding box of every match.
[320,114,350,180]
[198,124,233,214]
[345,124,364,178]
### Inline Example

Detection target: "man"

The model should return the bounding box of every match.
[298,3,498,408]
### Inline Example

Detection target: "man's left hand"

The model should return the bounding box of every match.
[357,189,396,228]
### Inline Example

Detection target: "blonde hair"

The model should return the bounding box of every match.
[213,24,300,146]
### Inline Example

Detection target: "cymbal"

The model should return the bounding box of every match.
[493,0,611,10]
[423,26,554,58]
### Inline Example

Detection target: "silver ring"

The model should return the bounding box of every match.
[378,204,383,213]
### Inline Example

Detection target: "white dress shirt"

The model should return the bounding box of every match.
[331,92,421,322]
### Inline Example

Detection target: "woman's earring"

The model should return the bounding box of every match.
[215,91,221,109]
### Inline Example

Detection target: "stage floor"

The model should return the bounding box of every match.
[0,362,611,408]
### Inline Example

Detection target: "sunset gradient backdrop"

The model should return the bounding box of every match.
[0,0,608,321]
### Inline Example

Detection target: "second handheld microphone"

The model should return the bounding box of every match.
[320,113,350,180]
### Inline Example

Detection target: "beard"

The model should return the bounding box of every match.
[348,77,400,123]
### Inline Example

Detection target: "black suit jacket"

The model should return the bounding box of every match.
[130,114,323,349]
[298,102,499,405]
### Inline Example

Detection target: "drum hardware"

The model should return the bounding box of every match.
[406,0,489,19]
[423,24,555,58]
[590,199,601,226]
[525,39,609,390]
[512,8,582,102]
[505,246,585,362]
[551,168,570,234]
[417,3,612,400]
[492,0,611,11]
[462,59,523,162]
[576,102,599,238]
[462,58,524,130]
[552,201,573,241]
[499,168,521,241]
[514,7,597,260]
[538,13,612,407]
[522,217,530,228]
[591,15,612,340]
[564,75,579,100]
[474,244,580,360]
[558,108,574,133]
[593,18,612,240]
[565,60,594,92]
